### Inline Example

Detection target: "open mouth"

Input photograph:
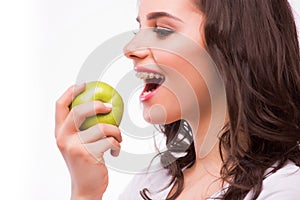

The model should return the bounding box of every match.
[136,71,165,101]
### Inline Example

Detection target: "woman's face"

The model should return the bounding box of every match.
[124,0,212,125]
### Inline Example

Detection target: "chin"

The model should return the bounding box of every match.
[142,104,181,125]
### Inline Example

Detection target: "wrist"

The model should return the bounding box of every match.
[70,193,103,200]
[71,188,103,200]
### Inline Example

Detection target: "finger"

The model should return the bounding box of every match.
[84,137,121,158]
[55,83,86,128]
[65,101,112,132]
[110,149,120,157]
[78,123,122,144]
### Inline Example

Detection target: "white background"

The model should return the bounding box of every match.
[0,0,299,199]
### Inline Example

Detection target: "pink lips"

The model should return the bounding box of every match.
[134,66,160,74]
[140,86,161,102]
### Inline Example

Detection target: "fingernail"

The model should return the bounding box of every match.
[104,103,113,109]
[111,149,120,157]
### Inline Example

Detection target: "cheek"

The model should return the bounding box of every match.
[154,50,210,107]
[155,51,210,118]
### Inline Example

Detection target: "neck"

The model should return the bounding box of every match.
[184,105,225,178]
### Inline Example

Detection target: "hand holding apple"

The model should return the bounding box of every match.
[70,81,124,130]
[55,83,123,199]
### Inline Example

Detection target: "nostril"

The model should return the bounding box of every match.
[129,54,139,59]
[129,52,142,59]
[124,50,137,59]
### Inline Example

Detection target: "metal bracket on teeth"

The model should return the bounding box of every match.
[136,72,163,80]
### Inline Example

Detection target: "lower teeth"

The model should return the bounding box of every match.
[143,90,152,96]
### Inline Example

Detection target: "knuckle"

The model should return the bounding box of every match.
[94,101,105,113]
[55,100,63,108]
[115,127,121,136]
[69,106,82,118]
[100,124,117,136]
[107,137,119,147]
[65,141,87,158]
[56,135,66,150]
[99,123,108,135]
[102,124,122,141]
[56,135,85,157]
[67,144,84,157]
[67,85,76,94]
[96,123,105,134]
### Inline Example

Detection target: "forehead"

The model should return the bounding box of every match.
[138,0,200,20]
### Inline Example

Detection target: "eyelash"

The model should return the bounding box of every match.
[153,26,175,38]
[132,26,175,38]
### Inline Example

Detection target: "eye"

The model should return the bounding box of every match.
[153,26,174,39]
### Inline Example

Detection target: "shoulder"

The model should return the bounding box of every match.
[118,166,173,200]
[245,160,300,200]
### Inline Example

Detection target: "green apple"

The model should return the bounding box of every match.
[70,81,124,130]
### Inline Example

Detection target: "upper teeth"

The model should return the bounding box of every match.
[136,72,164,80]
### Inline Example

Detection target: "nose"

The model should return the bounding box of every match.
[123,35,150,61]
[124,47,149,60]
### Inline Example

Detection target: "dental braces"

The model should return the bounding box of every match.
[136,72,164,80]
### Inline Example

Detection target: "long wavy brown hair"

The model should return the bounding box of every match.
[141,0,300,199]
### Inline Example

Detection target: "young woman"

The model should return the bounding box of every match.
[55,0,300,199]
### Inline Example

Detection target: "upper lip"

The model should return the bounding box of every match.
[134,66,162,74]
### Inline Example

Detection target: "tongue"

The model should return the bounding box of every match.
[145,83,159,92]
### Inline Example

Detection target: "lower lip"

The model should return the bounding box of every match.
[140,87,161,102]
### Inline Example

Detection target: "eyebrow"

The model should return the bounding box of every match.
[136,11,184,23]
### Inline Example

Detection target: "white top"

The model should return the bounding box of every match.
[118,160,300,200]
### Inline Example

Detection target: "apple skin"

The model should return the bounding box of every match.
[70,81,124,130]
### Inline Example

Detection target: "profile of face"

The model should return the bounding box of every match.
[124,0,215,126]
